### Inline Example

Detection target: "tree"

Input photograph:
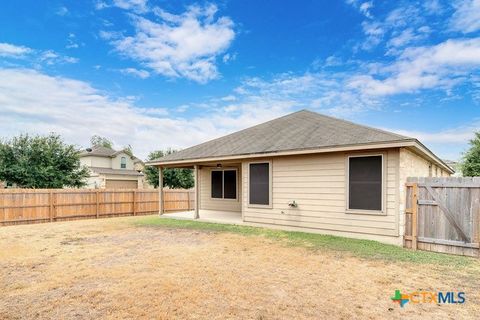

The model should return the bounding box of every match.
[90,135,113,148]
[0,134,89,188]
[144,149,194,189]
[123,144,133,157]
[461,131,480,177]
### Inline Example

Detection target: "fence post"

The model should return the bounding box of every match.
[133,190,137,216]
[412,183,418,250]
[96,190,99,219]
[159,167,164,215]
[49,191,54,222]
[187,191,190,211]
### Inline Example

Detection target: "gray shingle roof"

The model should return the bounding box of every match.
[80,146,143,163]
[152,110,414,163]
[89,167,143,176]
[80,146,116,157]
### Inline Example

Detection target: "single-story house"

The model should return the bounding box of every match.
[80,146,149,189]
[148,110,453,245]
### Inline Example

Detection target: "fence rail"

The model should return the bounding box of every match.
[0,188,194,226]
[404,177,480,257]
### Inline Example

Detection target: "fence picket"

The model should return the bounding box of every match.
[0,189,194,226]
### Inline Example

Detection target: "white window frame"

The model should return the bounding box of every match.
[120,156,127,169]
[345,153,386,215]
[247,160,273,208]
[210,168,238,201]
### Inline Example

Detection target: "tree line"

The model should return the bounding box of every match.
[0,133,193,189]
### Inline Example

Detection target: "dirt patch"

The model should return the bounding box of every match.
[0,216,479,319]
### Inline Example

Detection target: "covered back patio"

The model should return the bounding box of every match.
[158,161,243,224]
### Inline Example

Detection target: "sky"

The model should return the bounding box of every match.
[0,0,479,161]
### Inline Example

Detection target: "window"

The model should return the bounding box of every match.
[249,162,270,206]
[211,169,237,200]
[348,155,383,212]
[121,157,126,169]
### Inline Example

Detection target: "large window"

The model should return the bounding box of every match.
[249,162,270,206]
[348,155,383,211]
[211,169,237,200]
[120,157,127,169]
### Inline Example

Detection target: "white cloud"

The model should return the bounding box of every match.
[56,6,69,16]
[119,67,150,79]
[0,68,292,159]
[39,50,79,65]
[229,72,380,117]
[222,52,236,63]
[360,21,384,49]
[348,38,480,96]
[423,0,444,15]
[354,3,429,52]
[0,42,78,65]
[450,0,480,33]
[0,43,32,57]
[388,28,421,48]
[113,0,148,13]
[346,0,374,18]
[0,66,474,161]
[94,0,148,13]
[176,104,189,113]
[66,43,79,49]
[391,127,476,144]
[105,4,235,83]
[66,33,80,49]
[387,122,479,161]
[221,95,236,102]
[95,1,109,10]
[359,2,374,18]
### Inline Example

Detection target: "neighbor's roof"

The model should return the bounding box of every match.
[80,146,116,157]
[89,167,143,176]
[148,110,453,173]
[80,146,143,163]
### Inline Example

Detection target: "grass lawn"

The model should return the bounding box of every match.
[136,216,477,267]
[1,215,479,319]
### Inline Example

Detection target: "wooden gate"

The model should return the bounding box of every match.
[404,177,480,257]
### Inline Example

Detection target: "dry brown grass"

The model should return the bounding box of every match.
[0,216,479,319]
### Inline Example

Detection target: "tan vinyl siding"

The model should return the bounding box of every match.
[242,150,400,240]
[199,167,241,212]
[89,156,112,168]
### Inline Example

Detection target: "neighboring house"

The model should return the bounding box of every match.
[80,146,148,189]
[148,110,453,246]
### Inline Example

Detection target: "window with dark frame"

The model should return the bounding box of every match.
[348,155,382,211]
[223,170,237,199]
[211,169,237,199]
[249,163,270,205]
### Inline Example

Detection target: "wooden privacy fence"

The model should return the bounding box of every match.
[163,189,195,212]
[0,188,195,226]
[405,177,480,257]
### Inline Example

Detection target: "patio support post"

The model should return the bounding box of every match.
[159,166,164,215]
[194,165,200,219]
